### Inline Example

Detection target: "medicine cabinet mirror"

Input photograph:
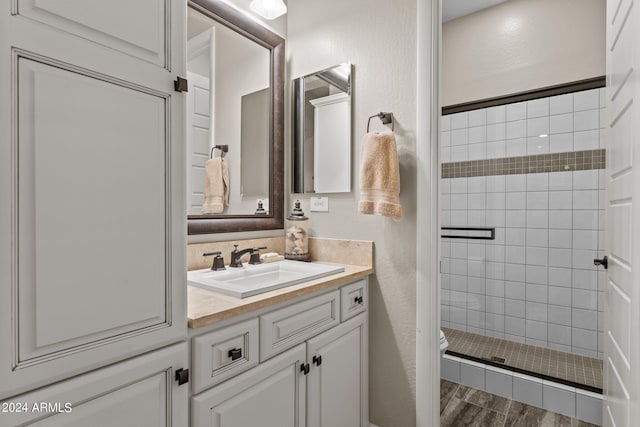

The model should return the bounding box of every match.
[187,0,284,234]
[292,63,353,194]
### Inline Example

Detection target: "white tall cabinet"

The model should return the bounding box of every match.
[0,0,188,422]
[0,342,189,426]
[309,92,351,193]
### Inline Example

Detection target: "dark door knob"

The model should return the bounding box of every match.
[594,256,608,269]
[174,76,188,92]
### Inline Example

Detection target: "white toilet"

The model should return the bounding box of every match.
[440,329,449,357]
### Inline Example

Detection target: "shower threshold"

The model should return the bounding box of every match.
[442,327,603,392]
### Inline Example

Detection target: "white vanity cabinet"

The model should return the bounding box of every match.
[0,0,188,420]
[190,279,369,427]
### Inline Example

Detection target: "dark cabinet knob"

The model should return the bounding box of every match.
[175,368,189,385]
[594,256,608,269]
[354,296,364,305]
[313,355,322,366]
[300,363,310,375]
[228,348,242,361]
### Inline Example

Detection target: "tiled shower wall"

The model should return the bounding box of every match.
[439,88,606,359]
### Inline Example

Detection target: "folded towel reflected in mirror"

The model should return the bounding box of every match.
[358,132,403,221]
[202,157,229,214]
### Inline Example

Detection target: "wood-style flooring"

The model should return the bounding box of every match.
[440,379,599,427]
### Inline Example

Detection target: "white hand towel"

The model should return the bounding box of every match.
[202,157,229,214]
[358,132,402,221]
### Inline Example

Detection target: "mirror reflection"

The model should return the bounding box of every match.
[186,7,271,216]
[293,63,352,194]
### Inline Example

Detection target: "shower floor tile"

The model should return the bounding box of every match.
[443,327,603,390]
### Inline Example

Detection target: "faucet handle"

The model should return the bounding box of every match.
[249,247,267,265]
[203,251,226,271]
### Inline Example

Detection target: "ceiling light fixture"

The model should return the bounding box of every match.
[250,0,287,20]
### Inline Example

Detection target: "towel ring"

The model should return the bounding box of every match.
[210,144,229,159]
[366,112,394,132]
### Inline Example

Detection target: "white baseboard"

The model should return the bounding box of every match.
[369,423,380,427]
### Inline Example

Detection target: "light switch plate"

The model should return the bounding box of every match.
[310,197,329,212]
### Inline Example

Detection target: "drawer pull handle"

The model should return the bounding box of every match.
[175,368,189,385]
[228,348,242,361]
[354,296,364,305]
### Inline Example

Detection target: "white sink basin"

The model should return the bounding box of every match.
[187,260,345,298]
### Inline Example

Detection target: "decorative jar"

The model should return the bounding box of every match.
[285,200,310,261]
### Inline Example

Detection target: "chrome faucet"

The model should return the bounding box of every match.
[229,245,267,267]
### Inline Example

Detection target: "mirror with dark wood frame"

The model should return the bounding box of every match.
[187,0,284,235]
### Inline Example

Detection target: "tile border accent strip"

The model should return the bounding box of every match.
[441,149,606,179]
[442,76,605,115]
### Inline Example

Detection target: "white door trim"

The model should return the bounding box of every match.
[416,0,441,426]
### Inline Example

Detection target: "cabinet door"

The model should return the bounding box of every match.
[192,343,306,427]
[306,313,368,427]
[0,342,188,426]
[0,0,186,398]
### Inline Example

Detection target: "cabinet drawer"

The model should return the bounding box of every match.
[341,279,367,321]
[260,290,340,361]
[192,318,259,394]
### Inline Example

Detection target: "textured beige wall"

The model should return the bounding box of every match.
[287,1,418,426]
[442,0,605,106]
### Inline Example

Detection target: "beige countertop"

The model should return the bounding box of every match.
[188,263,373,329]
